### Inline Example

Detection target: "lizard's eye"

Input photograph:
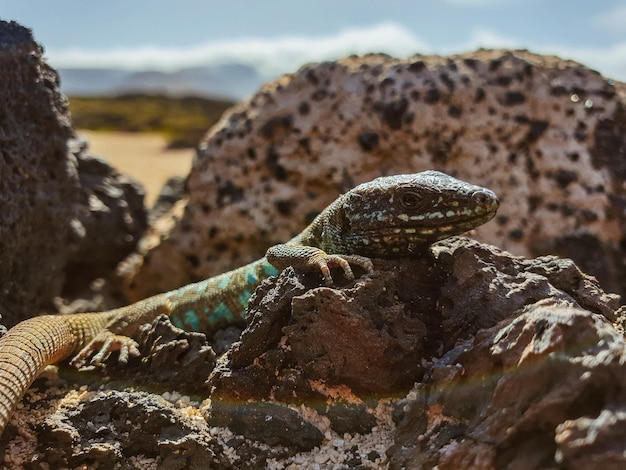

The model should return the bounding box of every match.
[472,189,495,206]
[399,191,422,208]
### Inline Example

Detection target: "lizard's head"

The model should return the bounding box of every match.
[337,170,499,256]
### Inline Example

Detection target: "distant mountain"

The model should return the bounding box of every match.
[58,63,267,100]
[58,68,131,95]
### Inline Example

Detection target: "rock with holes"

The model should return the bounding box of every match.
[122,50,626,301]
[4,238,624,468]
[388,303,626,469]
[207,237,621,408]
[0,21,146,326]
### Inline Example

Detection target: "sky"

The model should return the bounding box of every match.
[2,0,626,83]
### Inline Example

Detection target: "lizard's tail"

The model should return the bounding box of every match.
[0,312,113,435]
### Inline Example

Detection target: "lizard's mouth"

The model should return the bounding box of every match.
[350,210,497,256]
[357,211,496,237]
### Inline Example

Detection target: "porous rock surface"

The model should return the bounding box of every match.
[4,238,624,469]
[123,49,626,300]
[0,21,147,326]
[389,304,626,469]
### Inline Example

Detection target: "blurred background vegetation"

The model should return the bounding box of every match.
[68,94,235,148]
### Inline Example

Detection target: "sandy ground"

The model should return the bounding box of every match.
[79,130,195,206]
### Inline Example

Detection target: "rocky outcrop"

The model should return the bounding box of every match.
[205,238,619,414]
[122,50,626,301]
[2,22,626,467]
[0,21,147,326]
[3,238,623,468]
[389,304,626,469]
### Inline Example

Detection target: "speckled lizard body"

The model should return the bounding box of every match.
[0,170,498,435]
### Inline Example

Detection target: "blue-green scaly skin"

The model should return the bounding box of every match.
[167,258,278,332]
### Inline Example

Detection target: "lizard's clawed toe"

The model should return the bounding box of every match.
[71,331,140,369]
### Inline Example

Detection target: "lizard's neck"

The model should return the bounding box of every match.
[291,198,346,253]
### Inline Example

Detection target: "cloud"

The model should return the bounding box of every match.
[592,4,626,36]
[46,22,626,84]
[46,22,428,75]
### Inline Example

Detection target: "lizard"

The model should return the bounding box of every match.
[0,170,499,436]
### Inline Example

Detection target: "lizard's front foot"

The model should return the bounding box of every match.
[314,254,374,286]
[266,245,374,286]
[71,331,140,369]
